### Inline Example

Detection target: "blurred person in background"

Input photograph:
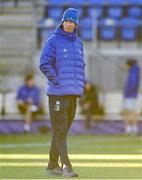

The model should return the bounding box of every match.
[80,82,104,129]
[16,74,41,133]
[122,59,140,135]
[14,0,19,7]
[39,8,85,177]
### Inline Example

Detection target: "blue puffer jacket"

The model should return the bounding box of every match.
[39,25,85,96]
[124,64,140,98]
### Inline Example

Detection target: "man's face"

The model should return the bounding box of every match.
[63,20,76,33]
[26,79,34,87]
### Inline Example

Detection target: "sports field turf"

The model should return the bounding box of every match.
[0,134,142,179]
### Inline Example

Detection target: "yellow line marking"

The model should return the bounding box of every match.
[0,154,142,160]
[0,162,141,167]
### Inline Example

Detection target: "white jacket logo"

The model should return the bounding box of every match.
[63,48,68,58]
[63,48,67,52]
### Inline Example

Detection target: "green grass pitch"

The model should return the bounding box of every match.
[0,134,142,179]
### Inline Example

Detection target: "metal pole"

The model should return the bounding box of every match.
[29,0,37,72]
[92,8,98,50]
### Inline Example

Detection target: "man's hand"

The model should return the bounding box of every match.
[17,100,24,105]
[83,103,91,110]
[27,97,33,104]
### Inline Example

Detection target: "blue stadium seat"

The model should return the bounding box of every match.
[127,0,142,19]
[48,8,63,19]
[127,0,142,5]
[47,0,66,19]
[99,18,119,40]
[66,0,86,17]
[79,17,94,41]
[107,0,125,19]
[47,0,66,5]
[121,17,139,40]
[107,0,126,5]
[88,7,103,18]
[66,0,85,4]
[87,0,106,5]
[108,7,123,18]
[128,7,142,18]
[80,29,94,41]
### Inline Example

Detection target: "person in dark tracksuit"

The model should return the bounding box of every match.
[79,82,100,129]
[39,8,85,177]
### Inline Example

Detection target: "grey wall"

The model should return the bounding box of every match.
[87,55,142,93]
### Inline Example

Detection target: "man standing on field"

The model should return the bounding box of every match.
[39,8,85,177]
[122,59,140,135]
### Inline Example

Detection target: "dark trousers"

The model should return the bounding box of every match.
[48,95,77,169]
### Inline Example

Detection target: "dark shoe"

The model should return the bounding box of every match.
[47,167,63,176]
[62,166,78,177]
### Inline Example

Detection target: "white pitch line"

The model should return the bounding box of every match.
[0,154,142,160]
[93,137,142,143]
[0,162,142,167]
[0,142,50,148]
[0,142,141,149]
[0,179,133,180]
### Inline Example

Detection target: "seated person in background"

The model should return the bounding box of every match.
[79,82,103,129]
[16,74,41,133]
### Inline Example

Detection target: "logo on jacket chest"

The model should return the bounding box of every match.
[63,48,67,53]
[63,48,68,59]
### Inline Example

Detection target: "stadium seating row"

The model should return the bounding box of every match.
[47,0,142,5]
[80,17,142,41]
[37,1,142,42]
[46,0,142,18]
[46,5,142,19]
[38,17,142,42]
[47,6,142,19]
